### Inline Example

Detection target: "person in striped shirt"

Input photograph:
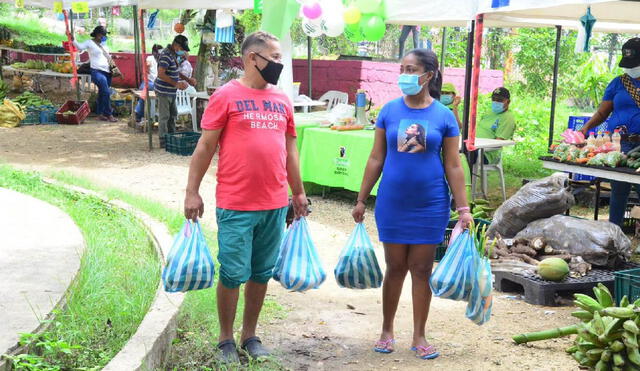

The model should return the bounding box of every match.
[154,35,191,147]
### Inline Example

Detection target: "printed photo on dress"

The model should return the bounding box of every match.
[397,120,428,153]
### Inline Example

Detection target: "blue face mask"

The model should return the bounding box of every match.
[398,73,426,96]
[101,36,107,43]
[176,50,186,56]
[491,101,505,114]
[440,94,453,106]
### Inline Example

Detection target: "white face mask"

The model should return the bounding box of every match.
[623,66,640,79]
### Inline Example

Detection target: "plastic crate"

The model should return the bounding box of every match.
[566,116,608,182]
[434,218,491,262]
[56,100,90,125]
[614,267,640,305]
[164,132,201,156]
[21,109,40,125]
[39,107,58,124]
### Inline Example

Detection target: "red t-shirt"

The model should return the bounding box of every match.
[200,80,297,211]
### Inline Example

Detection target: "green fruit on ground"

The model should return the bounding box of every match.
[538,257,570,281]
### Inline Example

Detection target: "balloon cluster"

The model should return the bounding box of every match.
[301,0,345,38]
[300,0,386,41]
[344,0,386,42]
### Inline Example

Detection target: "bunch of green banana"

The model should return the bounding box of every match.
[450,199,496,221]
[567,285,640,370]
[513,284,640,370]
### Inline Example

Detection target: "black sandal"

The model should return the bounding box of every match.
[217,339,240,364]
[241,336,271,359]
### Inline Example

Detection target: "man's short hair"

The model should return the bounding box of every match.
[241,31,279,56]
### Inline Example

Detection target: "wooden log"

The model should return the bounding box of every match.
[508,253,540,266]
[511,244,537,257]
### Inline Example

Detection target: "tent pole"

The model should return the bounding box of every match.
[467,14,484,153]
[440,27,447,74]
[549,25,562,150]
[133,5,141,88]
[462,20,475,152]
[138,9,151,151]
[307,36,312,98]
[63,10,80,102]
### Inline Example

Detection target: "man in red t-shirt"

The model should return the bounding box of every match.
[184,31,308,364]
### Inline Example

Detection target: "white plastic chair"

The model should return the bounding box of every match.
[472,149,506,201]
[318,90,349,111]
[176,88,198,131]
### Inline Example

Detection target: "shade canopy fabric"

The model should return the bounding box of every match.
[0,0,252,9]
[385,0,640,32]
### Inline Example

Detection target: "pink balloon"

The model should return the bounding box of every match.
[302,2,322,20]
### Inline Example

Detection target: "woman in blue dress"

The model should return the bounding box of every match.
[352,49,472,360]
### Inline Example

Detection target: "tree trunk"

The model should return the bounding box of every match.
[180,10,197,27]
[194,9,215,92]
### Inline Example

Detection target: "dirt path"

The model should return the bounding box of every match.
[0,121,579,370]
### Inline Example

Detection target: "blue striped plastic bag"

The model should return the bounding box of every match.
[162,220,215,292]
[429,228,476,301]
[465,255,493,325]
[334,223,383,289]
[272,217,326,292]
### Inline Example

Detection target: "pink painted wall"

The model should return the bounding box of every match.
[292,59,504,107]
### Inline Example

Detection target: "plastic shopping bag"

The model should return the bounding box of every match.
[429,228,476,301]
[162,220,215,292]
[334,223,383,289]
[272,217,326,292]
[465,255,494,325]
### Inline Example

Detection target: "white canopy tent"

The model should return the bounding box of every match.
[0,0,251,9]
[385,0,476,27]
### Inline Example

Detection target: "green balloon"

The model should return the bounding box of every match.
[361,15,385,41]
[356,0,380,13]
[345,23,364,42]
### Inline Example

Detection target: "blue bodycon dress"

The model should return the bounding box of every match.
[374,97,460,245]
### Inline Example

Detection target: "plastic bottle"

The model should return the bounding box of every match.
[612,129,622,152]
[587,132,596,146]
[604,131,612,143]
[595,131,604,147]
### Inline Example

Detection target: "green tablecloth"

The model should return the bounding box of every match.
[300,127,379,195]
[293,111,329,150]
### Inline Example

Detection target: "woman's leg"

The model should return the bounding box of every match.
[407,244,437,356]
[609,180,632,225]
[90,69,107,116]
[103,72,114,117]
[378,243,409,349]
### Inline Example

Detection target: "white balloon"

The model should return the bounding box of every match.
[302,17,323,38]
[321,16,345,37]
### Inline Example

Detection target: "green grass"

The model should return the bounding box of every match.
[47,171,287,370]
[0,166,159,369]
[0,17,67,46]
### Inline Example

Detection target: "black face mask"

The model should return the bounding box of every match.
[255,53,283,85]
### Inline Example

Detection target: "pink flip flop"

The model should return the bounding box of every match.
[411,345,440,360]
[373,338,395,354]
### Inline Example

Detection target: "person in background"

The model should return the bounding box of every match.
[135,44,162,123]
[352,48,471,361]
[472,87,516,165]
[72,26,117,122]
[183,31,308,364]
[155,35,190,148]
[579,38,640,226]
[440,82,462,129]
[398,25,420,60]
[178,52,197,92]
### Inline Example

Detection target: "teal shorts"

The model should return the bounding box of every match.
[216,207,287,289]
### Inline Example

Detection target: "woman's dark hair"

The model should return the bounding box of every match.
[405,48,443,100]
[152,44,163,54]
[89,26,108,38]
[405,123,426,148]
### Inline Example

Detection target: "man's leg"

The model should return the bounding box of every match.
[240,207,287,357]
[215,208,255,348]
[157,95,170,147]
[168,95,177,134]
